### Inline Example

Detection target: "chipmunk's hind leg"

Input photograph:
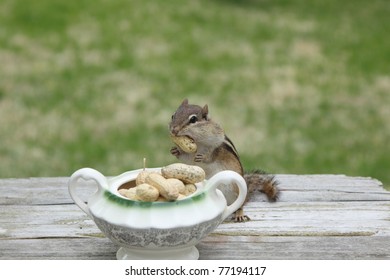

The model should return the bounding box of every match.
[233,208,250,223]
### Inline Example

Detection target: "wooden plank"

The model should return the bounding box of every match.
[276,174,385,190]
[2,201,390,239]
[0,177,96,205]
[1,235,389,260]
[250,190,390,202]
[199,235,390,260]
[0,238,117,260]
[1,175,388,205]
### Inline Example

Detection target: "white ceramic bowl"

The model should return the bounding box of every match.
[69,167,247,259]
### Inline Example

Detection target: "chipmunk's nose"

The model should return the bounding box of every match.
[169,124,179,135]
[171,126,179,135]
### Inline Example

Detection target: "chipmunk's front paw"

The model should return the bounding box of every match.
[170,147,181,158]
[194,153,205,163]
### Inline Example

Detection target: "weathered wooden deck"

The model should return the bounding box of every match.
[1,174,389,259]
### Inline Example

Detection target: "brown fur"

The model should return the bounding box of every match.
[244,170,279,202]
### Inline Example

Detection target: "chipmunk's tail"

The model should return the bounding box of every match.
[244,169,279,202]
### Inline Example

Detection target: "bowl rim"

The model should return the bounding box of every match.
[106,167,209,208]
[105,186,207,208]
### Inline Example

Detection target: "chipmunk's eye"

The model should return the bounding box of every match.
[189,115,198,124]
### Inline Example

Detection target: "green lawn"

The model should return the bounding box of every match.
[0,0,389,189]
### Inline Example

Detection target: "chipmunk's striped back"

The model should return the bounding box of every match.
[208,135,243,175]
[222,135,241,163]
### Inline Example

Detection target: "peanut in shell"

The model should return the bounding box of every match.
[136,183,159,202]
[171,135,197,153]
[145,173,179,201]
[161,163,205,184]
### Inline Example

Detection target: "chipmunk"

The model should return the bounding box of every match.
[169,99,279,222]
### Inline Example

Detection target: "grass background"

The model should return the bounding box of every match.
[0,0,389,189]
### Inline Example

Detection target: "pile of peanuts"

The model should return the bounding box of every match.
[118,163,206,202]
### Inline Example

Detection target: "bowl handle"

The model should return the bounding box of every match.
[68,167,108,218]
[206,170,248,220]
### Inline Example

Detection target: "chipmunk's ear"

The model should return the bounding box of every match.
[181,99,189,106]
[202,104,209,120]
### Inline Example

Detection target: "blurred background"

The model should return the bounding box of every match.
[0,0,389,189]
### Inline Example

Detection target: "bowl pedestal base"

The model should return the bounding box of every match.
[116,245,199,260]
